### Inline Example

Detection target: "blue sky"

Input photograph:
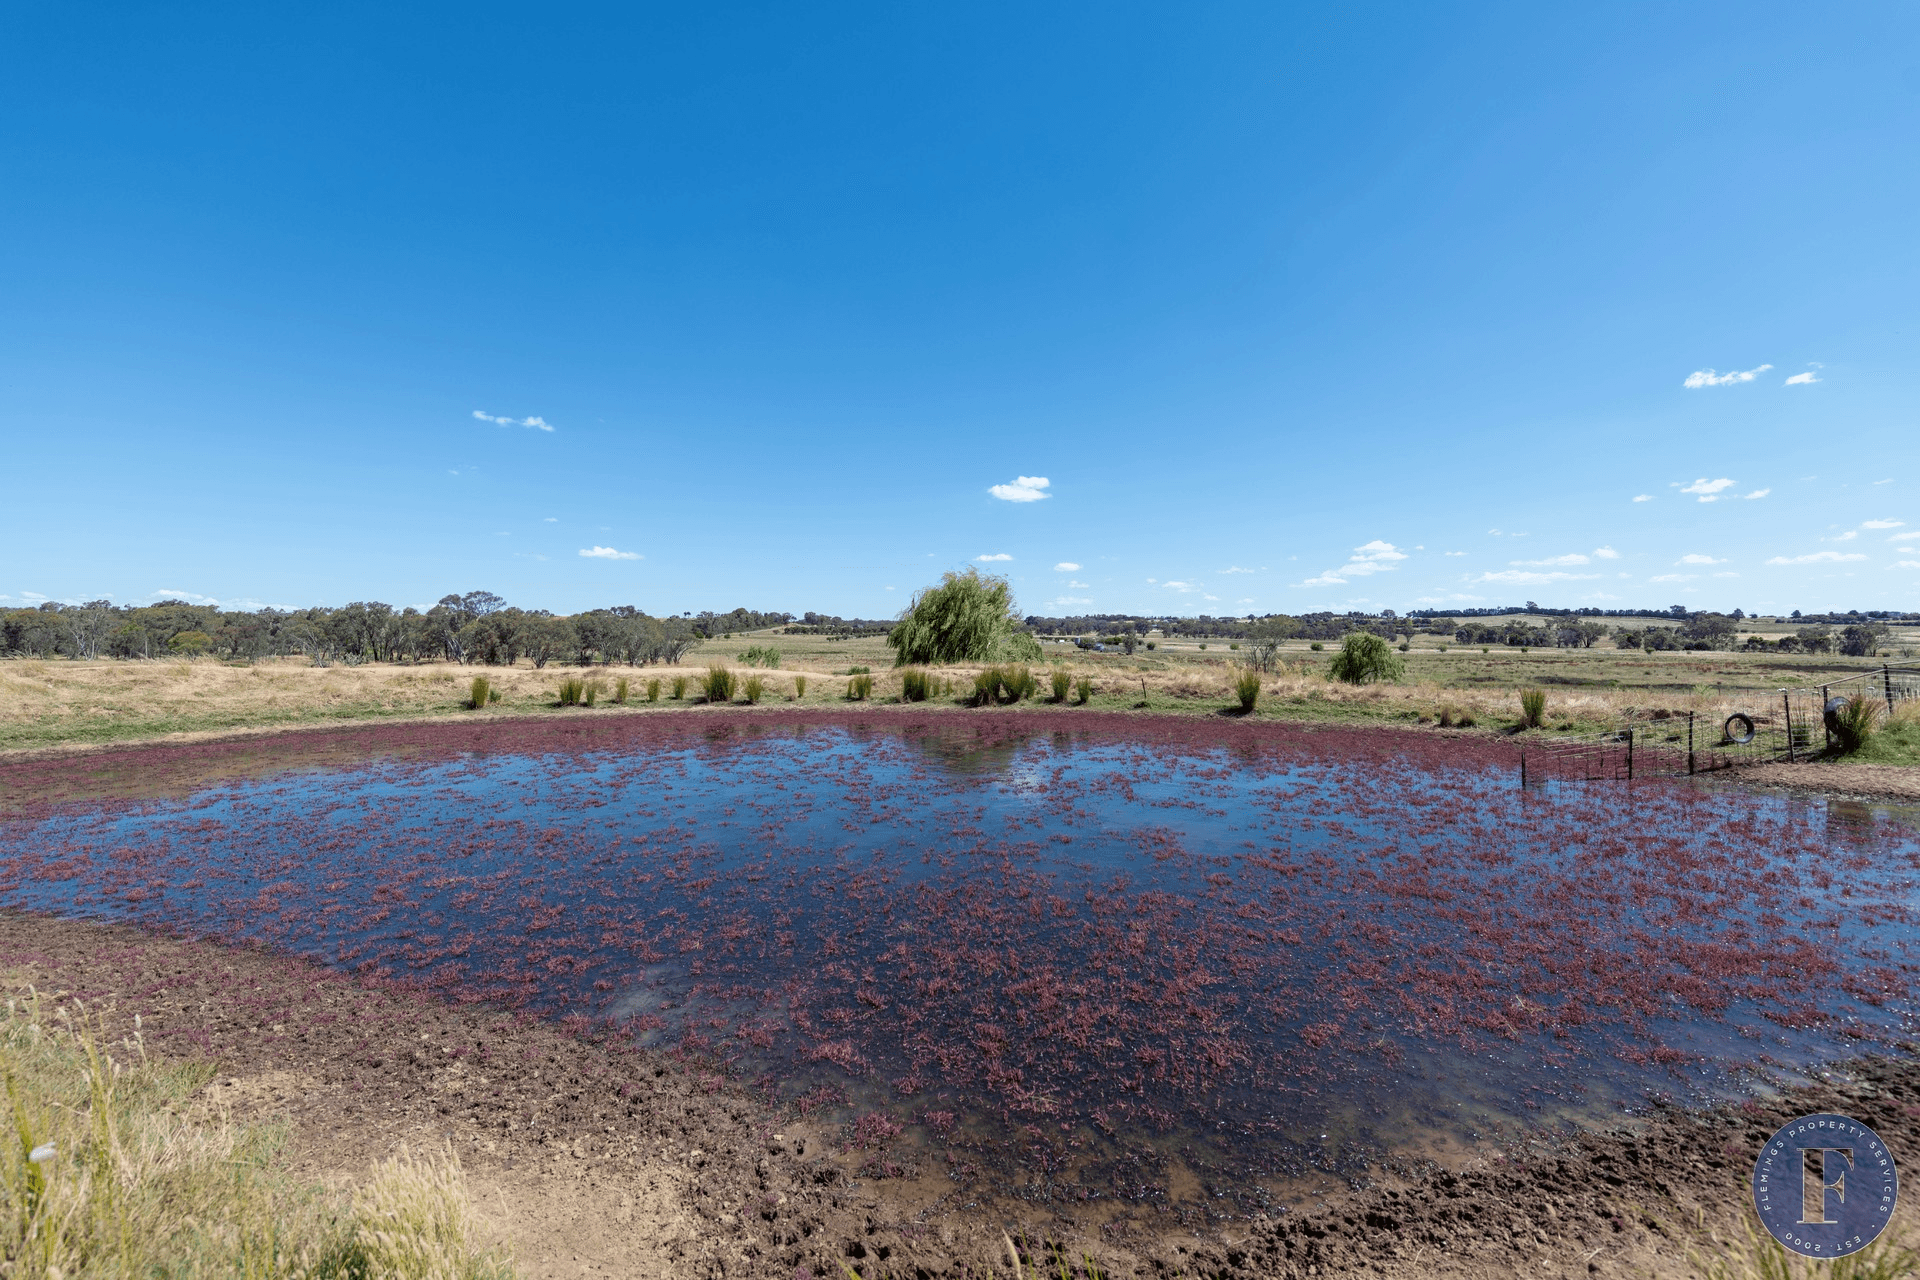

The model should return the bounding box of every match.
[5,2,1917,619]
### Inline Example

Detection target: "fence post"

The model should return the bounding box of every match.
[1626,727,1633,780]
[1887,663,1897,717]
[1520,746,1527,790]
[1687,711,1695,775]
[1822,684,1832,754]
[1784,691,1795,763]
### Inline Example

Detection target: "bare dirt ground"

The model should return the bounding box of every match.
[1741,759,1920,803]
[5,911,1916,1279]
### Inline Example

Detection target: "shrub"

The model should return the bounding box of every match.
[646,678,661,702]
[1328,633,1406,685]
[793,674,808,698]
[741,645,782,668]
[1309,641,1324,652]
[1437,644,1448,652]
[846,665,871,675]
[1831,693,1882,753]
[846,673,874,701]
[1050,668,1071,702]
[468,676,491,710]
[888,568,1039,665]
[614,677,629,704]
[901,667,937,702]
[703,665,736,704]
[1234,669,1261,713]
[671,676,688,699]
[1199,643,1207,650]
[1519,688,1546,728]
[1229,643,1240,651]
[1145,641,1157,651]
[743,675,765,704]
[557,677,586,706]
[1397,643,1410,652]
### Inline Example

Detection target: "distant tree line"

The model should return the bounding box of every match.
[0,591,727,666]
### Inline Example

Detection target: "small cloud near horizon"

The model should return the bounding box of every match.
[1785,372,1820,386]
[1863,519,1905,529]
[473,410,555,432]
[988,476,1051,503]
[579,546,641,560]
[1632,494,1653,503]
[1765,551,1867,565]
[1678,554,1724,565]
[976,553,1013,562]
[1474,569,1601,586]
[1678,478,1736,502]
[1053,562,1081,572]
[1298,540,1406,587]
[1683,364,1772,389]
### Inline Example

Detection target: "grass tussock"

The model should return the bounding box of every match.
[613,677,629,705]
[1519,688,1547,729]
[900,668,938,703]
[555,677,586,707]
[703,665,736,705]
[468,676,491,710]
[1075,675,1092,705]
[0,991,513,1280]
[1050,668,1071,703]
[1829,692,1882,754]
[670,675,687,700]
[645,678,661,703]
[743,675,765,705]
[845,674,874,701]
[792,675,807,699]
[1435,704,1475,728]
[972,665,1037,706]
[1689,1223,1917,1280]
[1234,669,1261,714]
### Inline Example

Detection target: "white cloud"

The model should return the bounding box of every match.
[1863,519,1905,529]
[1683,364,1772,388]
[976,553,1013,562]
[1473,569,1601,586]
[988,476,1051,503]
[1592,546,1620,559]
[473,410,555,432]
[1445,551,1467,557]
[1162,581,1199,593]
[1712,571,1740,578]
[579,546,641,560]
[1053,562,1081,572]
[1649,574,1696,583]
[1894,561,1920,570]
[1765,551,1868,565]
[1512,553,1589,567]
[1068,579,1089,588]
[1784,372,1820,386]
[1632,494,1653,502]
[1743,489,1771,500]
[1297,540,1408,587]
[1875,478,1895,485]
[1218,566,1258,574]
[1678,554,1724,565]
[153,588,220,605]
[544,517,558,522]
[1889,532,1920,543]
[1678,478,1736,502]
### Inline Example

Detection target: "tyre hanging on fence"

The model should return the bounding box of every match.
[1723,712,1757,745]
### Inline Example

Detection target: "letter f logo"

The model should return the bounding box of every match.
[1801,1147,1854,1225]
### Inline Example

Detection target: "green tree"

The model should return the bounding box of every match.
[1328,632,1405,684]
[888,569,1039,666]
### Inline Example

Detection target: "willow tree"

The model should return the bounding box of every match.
[888,569,1040,666]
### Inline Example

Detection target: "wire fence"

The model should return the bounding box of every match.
[1520,660,1920,785]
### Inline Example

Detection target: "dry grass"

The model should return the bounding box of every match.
[0,986,513,1279]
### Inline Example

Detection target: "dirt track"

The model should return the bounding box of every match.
[5,911,1916,1279]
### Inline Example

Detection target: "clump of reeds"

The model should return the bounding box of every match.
[703,665,736,704]
[557,677,586,706]
[583,680,599,707]
[1050,668,1071,703]
[793,674,808,699]
[646,678,661,703]
[743,675,765,704]
[973,665,1036,705]
[846,673,874,701]
[1831,693,1882,754]
[1435,704,1474,728]
[0,994,511,1280]
[614,677,629,704]
[901,667,937,702]
[1234,669,1261,713]
[468,676,490,710]
[1075,675,1092,705]
[1519,688,1546,728]
[671,675,687,700]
